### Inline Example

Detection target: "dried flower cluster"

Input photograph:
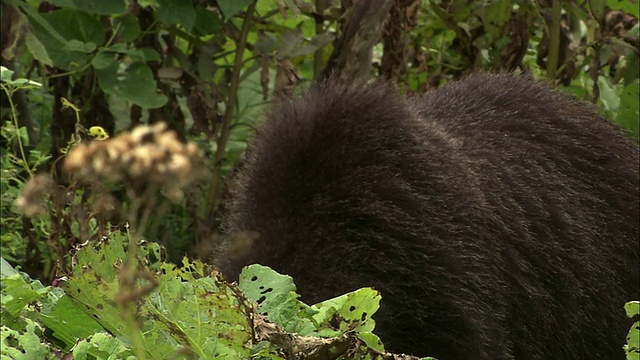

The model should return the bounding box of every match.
[15,174,54,217]
[64,122,204,201]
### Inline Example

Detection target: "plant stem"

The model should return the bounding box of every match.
[205,1,258,220]
[1,84,33,177]
[547,0,562,80]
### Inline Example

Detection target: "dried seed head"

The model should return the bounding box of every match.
[63,122,205,201]
[15,174,54,217]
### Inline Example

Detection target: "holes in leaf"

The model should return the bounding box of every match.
[360,312,368,322]
[260,287,273,295]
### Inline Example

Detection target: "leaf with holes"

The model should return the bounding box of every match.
[239,264,319,335]
[311,287,381,336]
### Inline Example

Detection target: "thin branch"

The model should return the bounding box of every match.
[547,0,562,79]
[205,1,258,220]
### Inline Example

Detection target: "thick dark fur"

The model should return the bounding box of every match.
[223,73,640,359]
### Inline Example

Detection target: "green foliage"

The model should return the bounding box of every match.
[240,264,381,341]
[624,301,640,359]
[63,236,254,358]
[1,257,56,358]
[1,234,256,358]
[1,317,54,359]
[95,59,168,108]
[1,67,54,273]
[218,0,254,19]
[240,264,319,335]
[1,233,423,359]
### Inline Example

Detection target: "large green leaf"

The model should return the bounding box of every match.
[41,9,104,44]
[239,264,319,335]
[193,8,223,36]
[1,318,53,359]
[71,332,133,359]
[24,31,53,66]
[72,0,126,15]
[311,287,380,336]
[217,0,254,19]
[39,294,104,350]
[239,264,383,348]
[0,259,49,323]
[606,0,639,18]
[113,14,142,42]
[0,275,43,318]
[49,0,126,15]
[27,8,104,70]
[96,61,168,108]
[157,0,196,31]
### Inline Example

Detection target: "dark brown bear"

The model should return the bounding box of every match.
[223,73,640,359]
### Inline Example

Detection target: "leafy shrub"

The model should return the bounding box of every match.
[1,231,431,359]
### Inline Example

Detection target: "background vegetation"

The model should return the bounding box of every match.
[1,0,638,358]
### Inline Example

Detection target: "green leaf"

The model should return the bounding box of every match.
[48,0,76,7]
[622,51,639,87]
[0,66,14,82]
[606,0,639,18]
[91,49,118,70]
[138,0,157,7]
[239,264,384,353]
[16,126,29,146]
[0,258,19,277]
[311,287,381,336]
[92,47,160,72]
[625,301,640,318]
[1,318,54,359]
[126,48,161,62]
[28,8,105,70]
[40,9,104,45]
[217,0,254,19]
[113,14,142,42]
[63,39,97,53]
[49,0,126,15]
[618,81,639,139]
[358,332,385,352]
[0,274,44,318]
[276,25,305,59]
[239,264,319,335]
[157,0,196,31]
[96,61,168,108]
[71,0,126,15]
[24,31,53,67]
[254,31,279,55]
[482,0,512,41]
[72,332,133,359]
[40,295,104,350]
[193,7,223,36]
[18,3,67,44]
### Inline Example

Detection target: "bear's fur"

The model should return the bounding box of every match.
[223,73,639,359]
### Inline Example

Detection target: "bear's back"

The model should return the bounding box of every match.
[224,74,639,359]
